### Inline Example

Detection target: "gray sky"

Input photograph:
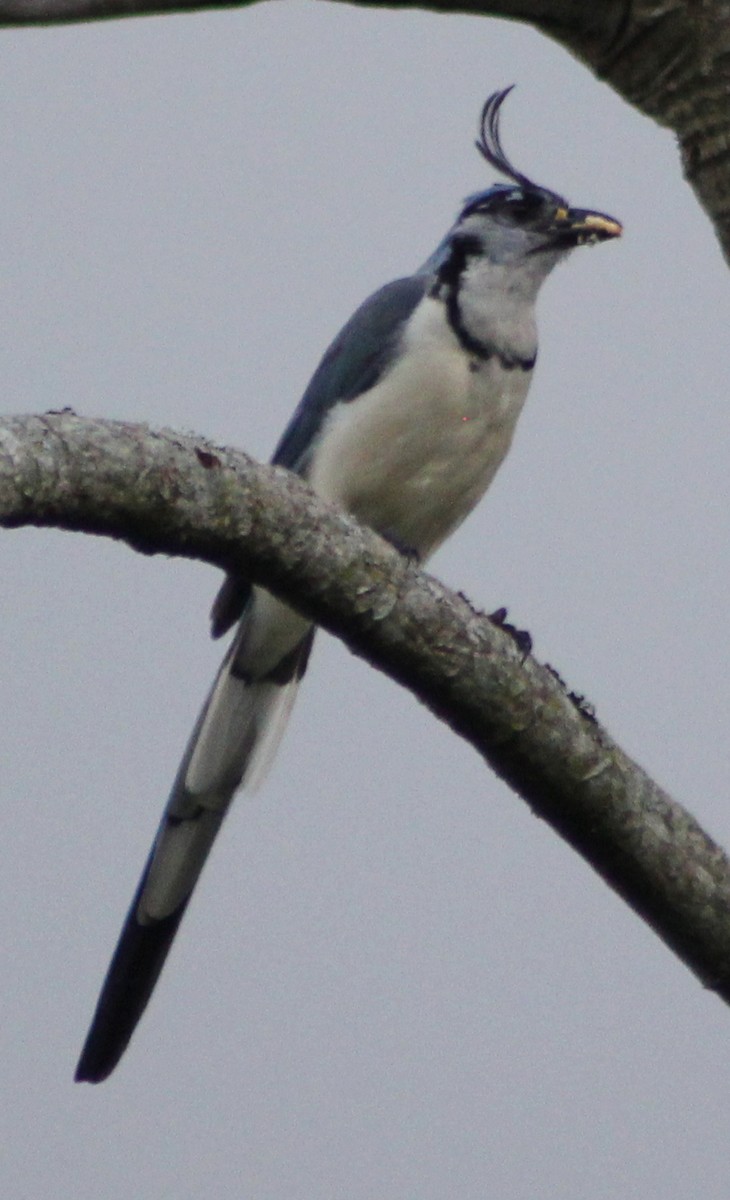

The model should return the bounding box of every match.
[2,5,729,1197]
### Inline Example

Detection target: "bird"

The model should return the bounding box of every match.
[75,87,621,1082]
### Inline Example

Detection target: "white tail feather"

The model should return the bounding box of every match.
[138,592,312,923]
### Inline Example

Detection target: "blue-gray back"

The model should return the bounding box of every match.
[272,275,429,473]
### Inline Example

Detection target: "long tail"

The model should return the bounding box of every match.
[75,590,313,1083]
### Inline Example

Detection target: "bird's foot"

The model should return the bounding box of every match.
[488,606,532,659]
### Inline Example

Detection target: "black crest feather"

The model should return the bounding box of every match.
[475,87,537,191]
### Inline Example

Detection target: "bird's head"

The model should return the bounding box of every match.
[452,87,622,269]
[420,89,622,363]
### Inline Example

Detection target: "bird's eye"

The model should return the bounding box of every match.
[501,192,542,221]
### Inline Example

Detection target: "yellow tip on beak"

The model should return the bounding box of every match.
[580,213,623,238]
[554,207,623,247]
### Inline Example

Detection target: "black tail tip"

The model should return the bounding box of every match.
[74,1039,125,1084]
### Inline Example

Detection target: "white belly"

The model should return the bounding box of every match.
[307,297,533,558]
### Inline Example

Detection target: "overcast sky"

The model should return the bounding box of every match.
[2,5,730,1198]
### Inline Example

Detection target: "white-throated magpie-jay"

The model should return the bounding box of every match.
[76,88,621,1081]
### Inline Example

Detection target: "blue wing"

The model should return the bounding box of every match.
[211,274,429,638]
[272,275,429,473]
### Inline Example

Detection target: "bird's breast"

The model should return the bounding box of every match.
[307,298,533,558]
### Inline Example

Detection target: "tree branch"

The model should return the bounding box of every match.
[2,410,730,1006]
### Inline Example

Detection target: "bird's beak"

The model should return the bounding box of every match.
[550,205,623,247]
